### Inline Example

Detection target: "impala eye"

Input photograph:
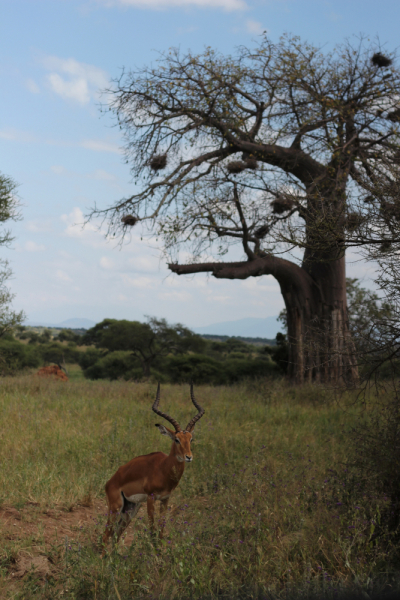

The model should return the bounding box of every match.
[175,438,180,444]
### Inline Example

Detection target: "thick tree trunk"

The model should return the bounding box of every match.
[169,254,358,385]
[280,256,358,384]
[140,359,151,378]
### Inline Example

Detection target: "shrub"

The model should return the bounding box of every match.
[166,353,226,385]
[83,351,141,381]
[0,339,41,374]
[349,397,400,533]
[223,357,278,383]
[37,342,81,365]
[78,347,104,371]
[166,354,278,385]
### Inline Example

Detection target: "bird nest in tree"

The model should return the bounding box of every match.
[270,195,295,214]
[345,212,364,231]
[121,214,138,227]
[149,154,167,171]
[227,158,258,174]
[380,240,392,252]
[254,224,269,239]
[371,53,392,68]
[227,160,247,174]
[381,200,400,222]
[244,158,258,170]
[387,108,400,123]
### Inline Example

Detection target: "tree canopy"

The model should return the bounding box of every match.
[93,35,400,384]
[0,173,24,339]
[83,317,204,377]
[97,35,399,259]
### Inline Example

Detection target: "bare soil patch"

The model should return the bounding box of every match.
[0,500,107,546]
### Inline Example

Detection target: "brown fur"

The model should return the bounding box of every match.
[102,427,194,552]
[36,366,68,381]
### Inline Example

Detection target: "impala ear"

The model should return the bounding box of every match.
[155,423,176,439]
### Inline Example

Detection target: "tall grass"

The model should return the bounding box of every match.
[0,375,397,598]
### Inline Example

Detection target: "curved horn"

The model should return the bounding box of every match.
[152,383,182,432]
[185,383,205,432]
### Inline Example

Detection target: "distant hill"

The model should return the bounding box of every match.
[58,318,96,329]
[199,334,276,346]
[193,316,282,339]
[26,318,96,329]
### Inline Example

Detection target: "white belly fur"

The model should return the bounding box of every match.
[124,493,170,502]
[125,493,147,503]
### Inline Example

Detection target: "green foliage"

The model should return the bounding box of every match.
[0,173,24,339]
[346,278,393,350]
[56,328,81,344]
[166,353,226,384]
[37,342,81,365]
[83,317,209,378]
[164,353,277,385]
[83,351,141,381]
[78,347,104,371]
[0,339,41,375]
[348,398,400,534]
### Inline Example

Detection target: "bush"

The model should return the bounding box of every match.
[166,353,278,385]
[83,351,141,381]
[166,353,226,385]
[0,339,41,374]
[348,397,400,534]
[37,342,81,365]
[223,357,278,383]
[78,347,104,371]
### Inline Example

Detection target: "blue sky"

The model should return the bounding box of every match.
[0,0,398,328]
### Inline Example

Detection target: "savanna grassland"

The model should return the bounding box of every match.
[0,374,398,599]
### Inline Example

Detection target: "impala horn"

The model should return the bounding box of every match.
[152,383,182,432]
[185,382,205,432]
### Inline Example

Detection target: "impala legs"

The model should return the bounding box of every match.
[159,498,169,539]
[102,494,167,554]
[102,492,140,554]
[147,495,156,536]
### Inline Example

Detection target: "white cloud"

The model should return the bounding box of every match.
[245,20,265,35]
[0,129,37,143]
[127,256,160,273]
[56,269,73,283]
[26,78,40,94]
[26,220,53,233]
[51,165,67,175]
[0,128,120,156]
[80,139,121,154]
[40,55,109,105]
[62,207,94,238]
[122,275,155,289]
[89,169,118,181]
[25,241,45,252]
[51,165,118,183]
[159,290,192,301]
[100,256,115,270]
[100,0,247,10]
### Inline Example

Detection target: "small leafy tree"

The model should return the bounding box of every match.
[0,173,24,341]
[83,317,202,377]
[57,329,81,344]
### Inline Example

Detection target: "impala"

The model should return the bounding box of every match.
[102,383,205,551]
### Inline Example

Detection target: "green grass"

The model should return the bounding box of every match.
[0,375,397,598]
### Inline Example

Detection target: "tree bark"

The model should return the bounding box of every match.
[169,255,358,385]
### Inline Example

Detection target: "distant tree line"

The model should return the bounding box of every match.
[1,277,395,383]
[0,317,285,383]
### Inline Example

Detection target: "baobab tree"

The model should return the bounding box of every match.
[93,35,400,384]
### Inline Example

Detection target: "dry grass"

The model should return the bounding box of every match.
[0,375,397,598]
